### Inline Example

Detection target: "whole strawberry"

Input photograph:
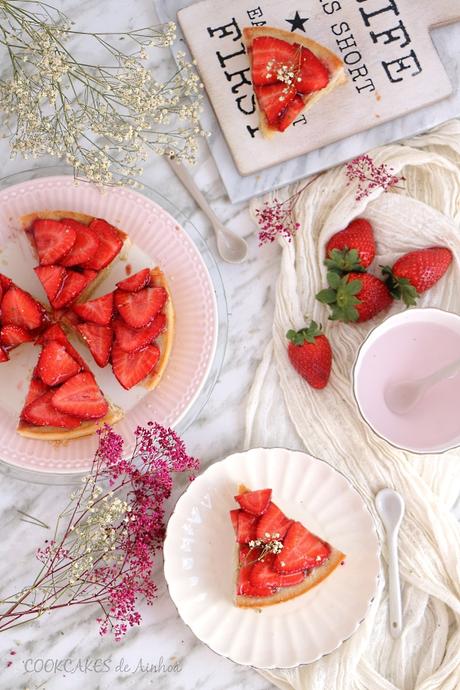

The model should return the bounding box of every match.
[286,321,332,389]
[325,219,376,273]
[317,271,392,323]
[382,247,452,306]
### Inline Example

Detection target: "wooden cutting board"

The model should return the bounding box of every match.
[178,0,460,176]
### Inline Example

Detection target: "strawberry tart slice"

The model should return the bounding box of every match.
[243,27,346,136]
[70,267,174,390]
[231,485,345,607]
[18,324,122,441]
[0,272,48,362]
[22,211,129,311]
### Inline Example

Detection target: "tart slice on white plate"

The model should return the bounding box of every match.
[243,26,346,137]
[231,485,345,607]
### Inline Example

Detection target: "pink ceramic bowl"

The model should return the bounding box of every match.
[353,308,460,454]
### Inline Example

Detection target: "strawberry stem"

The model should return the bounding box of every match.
[286,320,323,345]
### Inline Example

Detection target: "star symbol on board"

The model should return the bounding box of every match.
[285,11,309,33]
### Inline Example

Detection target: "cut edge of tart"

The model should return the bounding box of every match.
[243,26,347,138]
[233,484,346,608]
[21,209,131,306]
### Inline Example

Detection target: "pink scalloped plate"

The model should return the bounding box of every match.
[0,176,218,474]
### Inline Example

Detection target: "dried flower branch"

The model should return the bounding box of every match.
[345,154,404,201]
[0,423,199,640]
[255,175,321,246]
[0,0,207,185]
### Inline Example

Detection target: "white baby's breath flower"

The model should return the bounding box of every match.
[0,5,205,183]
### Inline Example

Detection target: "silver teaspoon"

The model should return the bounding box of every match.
[375,488,405,638]
[167,156,248,264]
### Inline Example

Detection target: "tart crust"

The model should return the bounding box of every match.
[243,26,347,139]
[234,484,346,608]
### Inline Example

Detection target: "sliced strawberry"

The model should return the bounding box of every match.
[251,36,299,86]
[297,48,329,93]
[235,488,272,516]
[1,286,43,330]
[114,287,167,329]
[116,268,151,292]
[73,292,114,326]
[236,545,270,596]
[81,269,97,283]
[240,582,275,597]
[22,390,81,429]
[237,510,258,544]
[52,372,108,420]
[111,343,160,390]
[36,323,69,345]
[37,341,81,386]
[23,377,48,407]
[34,265,66,304]
[0,347,9,363]
[0,324,34,349]
[113,313,166,353]
[52,270,91,309]
[80,219,123,271]
[77,322,112,367]
[278,95,305,132]
[59,219,100,266]
[230,509,240,536]
[38,323,88,369]
[236,553,254,595]
[254,83,296,125]
[32,219,76,265]
[256,502,292,541]
[250,552,281,590]
[279,571,306,587]
[0,273,12,291]
[274,522,330,573]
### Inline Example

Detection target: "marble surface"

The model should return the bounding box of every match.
[157,0,460,203]
[0,2,456,690]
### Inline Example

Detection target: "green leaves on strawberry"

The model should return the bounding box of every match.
[286,321,332,389]
[381,247,453,307]
[316,271,392,323]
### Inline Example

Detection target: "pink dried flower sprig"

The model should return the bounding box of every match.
[345,154,404,201]
[256,155,404,247]
[255,176,320,246]
[256,196,301,246]
[0,423,199,640]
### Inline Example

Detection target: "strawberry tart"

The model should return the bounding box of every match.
[243,27,346,136]
[0,211,174,441]
[231,485,345,607]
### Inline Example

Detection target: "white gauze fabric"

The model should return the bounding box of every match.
[246,119,460,690]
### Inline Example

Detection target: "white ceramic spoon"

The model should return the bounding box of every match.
[384,355,460,415]
[375,488,405,638]
[167,157,248,264]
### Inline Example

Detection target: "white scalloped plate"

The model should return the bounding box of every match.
[0,176,217,473]
[164,448,380,669]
